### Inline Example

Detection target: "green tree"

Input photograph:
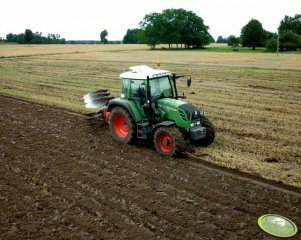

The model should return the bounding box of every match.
[32,32,43,44]
[16,33,25,44]
[100,29,108,44]
[177,9,211,48]
[227,35,240,49]
[278,14,301,51]
[265,36,277,52]
[6,33,17,42]
[279,30,301,51]
[264,30,275,44]
[208,35,215,43]
[160,9,181,48]
[216,36,227,43]
[241,19,265,50]
[264,31,274,39]
[139,13,163,48]
[279,14,301,35]
[123,29,143,44]
[24,29,34,44]
[139,9,212,49]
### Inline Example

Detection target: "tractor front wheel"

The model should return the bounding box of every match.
[109,107,135,144]
[153,127,186,157]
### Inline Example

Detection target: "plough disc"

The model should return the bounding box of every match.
[83,89,114,123]
[85,111,104,124]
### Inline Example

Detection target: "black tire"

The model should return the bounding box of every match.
[109,107,136,144]
[153,126,189,157]
[193,117,215,146]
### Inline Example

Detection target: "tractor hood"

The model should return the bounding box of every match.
[178,103,201,119]
[157,98,186,109]
[157,98,202,119]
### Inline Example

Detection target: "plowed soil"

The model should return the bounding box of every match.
[0,95,300,240]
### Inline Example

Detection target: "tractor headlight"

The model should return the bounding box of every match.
[197,121,200,125]
[190,123,195,127]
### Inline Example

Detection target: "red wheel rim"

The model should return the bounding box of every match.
[158,134,173,152]
[113,114,129,138]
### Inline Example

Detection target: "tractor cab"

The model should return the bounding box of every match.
[120,65,190,102]
[120,65,171,100]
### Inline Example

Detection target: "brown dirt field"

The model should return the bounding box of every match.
[0,95,301,240]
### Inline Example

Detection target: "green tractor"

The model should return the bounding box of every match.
[84,65,215,156]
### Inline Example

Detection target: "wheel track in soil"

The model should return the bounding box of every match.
[0,95,300,240]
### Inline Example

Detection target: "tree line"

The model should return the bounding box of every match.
[2,10,300,52]
[3,28,122,45]
[123,11,301,51]
[5,29,66,44]
[216,14,301,51]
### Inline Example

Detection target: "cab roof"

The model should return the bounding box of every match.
[119,65,171,80]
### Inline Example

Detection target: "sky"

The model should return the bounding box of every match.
[0,0,300,41]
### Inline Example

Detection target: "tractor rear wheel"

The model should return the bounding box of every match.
[109,107,135,144]
[193,117,215,146]
[153,126,187,157]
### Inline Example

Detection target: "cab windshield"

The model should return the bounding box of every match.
[150,77,173,99]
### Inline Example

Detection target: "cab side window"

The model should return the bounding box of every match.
[121,79,129,98]
[129,80,146,100]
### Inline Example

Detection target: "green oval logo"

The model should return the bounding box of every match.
[258,214,298,238]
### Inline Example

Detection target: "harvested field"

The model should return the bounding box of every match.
[0,95,300,239]
[0,44,147,58]
[0,45,300,188]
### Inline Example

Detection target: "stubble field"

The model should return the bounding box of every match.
[0,44,300,188]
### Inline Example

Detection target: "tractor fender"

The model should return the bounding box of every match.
[107,99,136,121]
[152,121,175,135]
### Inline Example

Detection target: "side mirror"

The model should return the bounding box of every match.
[187,77,192,87]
